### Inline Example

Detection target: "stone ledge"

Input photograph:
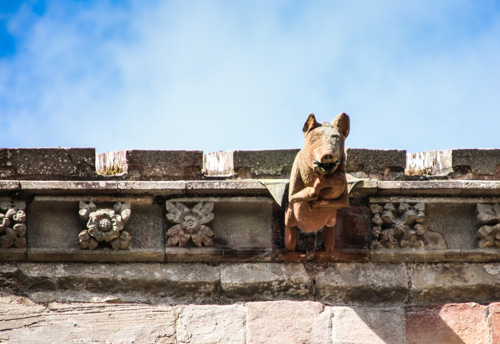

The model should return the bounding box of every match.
[3,262,497,306]
[2,179,500,198]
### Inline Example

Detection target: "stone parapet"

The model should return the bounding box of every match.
[1,148,499,180]
[407,148,500,179]
[0,148,95,180]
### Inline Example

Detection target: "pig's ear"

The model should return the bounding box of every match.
[332,112,350,138]
[302,114,320,136]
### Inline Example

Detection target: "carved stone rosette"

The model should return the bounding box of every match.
[476,203,500,248]
[370,203,426,249]
[166,202,215,247]
[78,202,132,250]
[0,201,27,249]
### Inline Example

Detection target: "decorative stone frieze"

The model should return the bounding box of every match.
[78,201,132,250]
[166,202,215,247]
[0,201,27,248]
[476,203,500,248]
[370,202,426,249]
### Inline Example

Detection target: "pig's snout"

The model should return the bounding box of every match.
[313,153,341,174]
[319,153,336,164]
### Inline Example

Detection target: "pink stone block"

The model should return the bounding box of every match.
[406,303,489,344]
[489,302,500,344]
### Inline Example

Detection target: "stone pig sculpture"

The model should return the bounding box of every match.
[284,112,350,252]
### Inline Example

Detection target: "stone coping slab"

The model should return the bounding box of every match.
[0,148,95,180]
[407,148,500,177]
[96,150,203,180]
[2,148,500,181]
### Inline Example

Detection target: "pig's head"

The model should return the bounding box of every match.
[302,112,350,175]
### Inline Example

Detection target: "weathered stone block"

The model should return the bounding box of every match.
[490,302,500,344]
[98,150,203,180]
[18,263,220,303]
[315,263,408,304]
[0,264,21,293]
[346,149,406,179]
[220,263,313,300]
[409,263,500,304]
[407,150,454,176]
[246,301,331,344]
[0,295,176,344]
[204,150,299,178]
[407,149,500,178]
[27,197,164,262]
[331,306,405,344]
[0,148,95,180]
[425,203,476,249]
[405,303,489,344]
[176,304,246,344]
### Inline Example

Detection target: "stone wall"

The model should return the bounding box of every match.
[1,295,498,344]
[1,148,500,343]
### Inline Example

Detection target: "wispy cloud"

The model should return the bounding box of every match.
[0,0,499,152]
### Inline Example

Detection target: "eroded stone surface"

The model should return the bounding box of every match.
[409,262,500,304]
[331,306,405,344]
[176,304,246,344]
[0,295,176,344]
[127,150,203,180]
[490,302,500,344]
[246,301,331,344]
[204,150,299,178]
[18,263,220,303]
[220,263,313,300]
[315,263,408,304]
[346,148,406,179]
[0,148,95,180]
[406,303,489,344]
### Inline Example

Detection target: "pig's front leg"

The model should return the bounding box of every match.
[289,186,318,203]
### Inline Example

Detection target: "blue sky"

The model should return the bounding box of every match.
[0,0,499,153]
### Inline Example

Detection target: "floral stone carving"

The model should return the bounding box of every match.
[166,202,215,247]
[476,203,500,248]
[370,203,426,249]
[0,201,27,249]
[78,201,132,250]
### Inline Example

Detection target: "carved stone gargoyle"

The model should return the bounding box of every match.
[284,112,350,252]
